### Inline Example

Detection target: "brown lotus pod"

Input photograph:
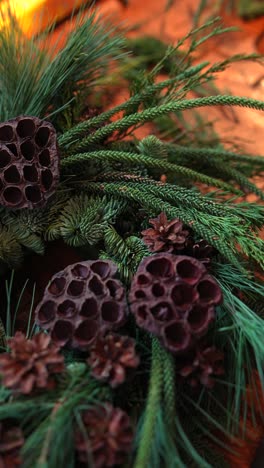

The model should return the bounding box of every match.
[0,421,24,468]
[0,332,65,395]
[177,345,224,388]
[0,115,59,209]
[35,260,128,350]
[75,403,133,467]
[129,253,222,354]
[88,333,140,388]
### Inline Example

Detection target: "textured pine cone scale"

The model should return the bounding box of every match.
[88,332,140,388]
[0,332,65,394]
[75,403,133,468]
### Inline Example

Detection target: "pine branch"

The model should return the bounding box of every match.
[166,143,264,169]
[167,145,264,198]
[0,226,24,269]
[0,8,125,123]
[62,151,240,193]
[2,209,46,255]
[102,226,149,282]
[78,181,264,270]
[66,95,264,151]
[162,349,176,432]
[48,194,126,247]
[58,76,186,149]
[134,337,163,468]
[213,282,264,428]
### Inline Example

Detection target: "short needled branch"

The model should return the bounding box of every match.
[162,348,176,432]
[68,95,264,150]
[62,150,239,194]
[134,337,163,468]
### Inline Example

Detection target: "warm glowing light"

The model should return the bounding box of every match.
[0,0,86,36]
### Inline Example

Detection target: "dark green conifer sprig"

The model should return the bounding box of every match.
[60,95,264,152]
[76,181,263,270]
[45,194,127,247]
[100,225,149,283]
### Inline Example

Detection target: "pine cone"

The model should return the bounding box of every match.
[0,332,65,394]
[0,116,59,209]
[75,403,133,467]
[0,421,24,467]
[177,345,224,388]
[129,253,222,354]
[142,212,189,253]
[35,260,128,350]
[185,239,217,266]
[88,333,140,388]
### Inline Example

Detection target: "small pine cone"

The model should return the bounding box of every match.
[185,239,217,266]
[35,260,128,351]
[0,421,24,468]
[177,345,224,388]
[129,253,222,354]
[88,333,140,388]
[142,212,190,253]
[0,116,59,209]
[75,403,133,467]
[0,332,65,394]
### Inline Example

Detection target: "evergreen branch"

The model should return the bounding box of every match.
[0,8,124,123]
[161,348,176,432]
[165,142,264,168]
[102,226,149,282]
[44,194,70,241]
[51,194,126,247]
[133,182,241,218]
[62,151,240,193]
[2,209,46,255]
[134,337,163,468]
[167,146,264,198]
[0,225,24,269]
[67,95,264,150]
[217,284,264,426]
[143,182,264,227]
[213,262,264,297]
[58,76,187,149]
[79,181,263,269]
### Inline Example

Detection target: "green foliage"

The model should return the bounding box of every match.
[100,226,149,283]
[134,338,165,468]
[1,272,36,343]
[0,225,23,269]
[45,194,127,247]
[0,7,125,127]
[78,181,264,271]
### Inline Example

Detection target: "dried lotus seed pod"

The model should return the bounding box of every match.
[129,253,222,354]
[0,115,59,209]
[35,260,128,350]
